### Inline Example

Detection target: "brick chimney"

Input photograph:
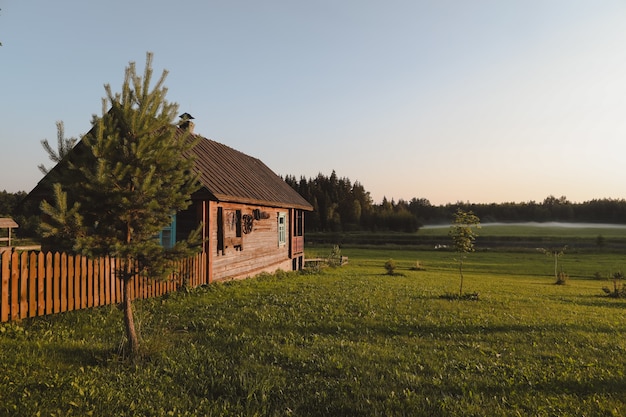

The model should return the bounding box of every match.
[178,112,195,133]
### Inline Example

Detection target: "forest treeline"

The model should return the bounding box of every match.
[285,171,626,232]
[2,173,626,237]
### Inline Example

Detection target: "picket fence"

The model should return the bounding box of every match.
[0,250,207,323]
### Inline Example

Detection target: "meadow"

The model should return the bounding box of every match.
[419,221,626,239]
[307,222,626,250]
[2,239,626,416]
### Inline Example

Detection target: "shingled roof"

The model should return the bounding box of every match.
[25,122,312,212]
[188,133,312,210]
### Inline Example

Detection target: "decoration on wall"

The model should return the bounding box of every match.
[242,214,254,234]
[222,208,271,236]
[226,211,237,231]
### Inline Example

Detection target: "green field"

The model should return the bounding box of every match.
[307,222,626,250]
[2,243,626,416]
[419,222,626,239]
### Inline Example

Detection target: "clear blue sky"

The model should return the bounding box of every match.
[2,1,626,205]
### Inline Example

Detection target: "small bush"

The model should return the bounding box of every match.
[440,292,480,301]
[555,271,569,285]
[602,271,626,297]
[410,260,426,271]
[327,245,342,267]
[301,264,322,275]
[384,259,396,275]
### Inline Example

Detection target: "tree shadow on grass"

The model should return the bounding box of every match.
[572,294,626,309]
[45,344,118,367]
[280,319,624,342]
[469,374,626,400]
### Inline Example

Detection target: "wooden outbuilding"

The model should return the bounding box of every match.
[0,218,18,248]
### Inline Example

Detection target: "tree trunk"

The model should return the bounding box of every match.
[554,252,558,281]
[459,258,464,297]
[123,277,139,359]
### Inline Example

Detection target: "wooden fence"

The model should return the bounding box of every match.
[0,250,207,323]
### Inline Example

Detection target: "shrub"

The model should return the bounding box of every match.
[440,292,480,301]
[327,245,342,267]
[410,260,426,271]
[384,259,396,275]
[602,271,625,297]
[555,271,569,285]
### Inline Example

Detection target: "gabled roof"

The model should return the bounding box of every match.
[0,218,18,228]
[26,125,313,212]
[188,132,312,210]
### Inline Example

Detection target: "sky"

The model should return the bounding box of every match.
[2,1,626,206]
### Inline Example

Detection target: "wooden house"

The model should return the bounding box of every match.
[176,120,313,281]
[25,116,313,282]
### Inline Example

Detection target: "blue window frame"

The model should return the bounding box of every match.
[278,212,286,246]
[159,215,177,249]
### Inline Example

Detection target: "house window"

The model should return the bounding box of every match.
[295,209,303,237]
[159,215,177,249]
[217,207,224,254]
[278,212,287,246]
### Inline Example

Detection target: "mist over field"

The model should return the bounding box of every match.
[423,222,626,229]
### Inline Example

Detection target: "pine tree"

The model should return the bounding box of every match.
[38,121,78,175]
[39,183,83,253]
[41,52,200,359]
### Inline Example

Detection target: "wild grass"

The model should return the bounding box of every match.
[2,249,626,416]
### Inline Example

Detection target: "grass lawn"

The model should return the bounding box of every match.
[2,247,626,416]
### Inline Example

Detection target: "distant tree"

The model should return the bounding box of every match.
[449,209,480,296]
[40,52,200,360]
[539,246,567,283]
[38,121,78,174]
[596,234,605,250]
[0,190,26,216]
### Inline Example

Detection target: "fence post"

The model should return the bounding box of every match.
[45,252,53,315]
[53,252,61,314]
[20,252,28,319]
[28,252,37,318]
[80,255,87,309]
[86,257,93,308]
[97,257,104,307]
[1,251,10,322]
[11,251,19,321]
[104,256,111,305]
[37,252,45,316]
[74,255,81,310]
[67,253,74,311]
[60,253,68,312]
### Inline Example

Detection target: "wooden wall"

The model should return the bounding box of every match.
[209,202,294,281]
